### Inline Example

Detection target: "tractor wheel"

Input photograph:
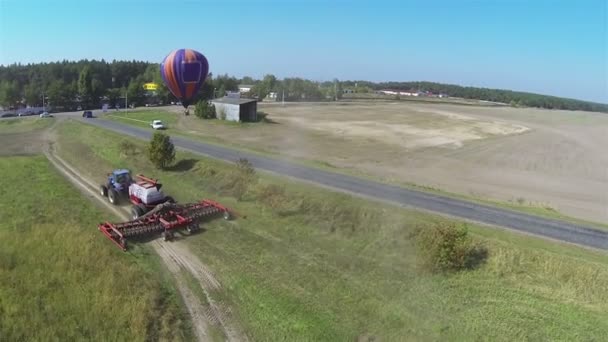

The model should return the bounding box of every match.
[131,205,144,220]
[223,210,231,220]
[165,196,175,204]
[162,231,173,241]
[100,185,108,197]
[108,189,119,205]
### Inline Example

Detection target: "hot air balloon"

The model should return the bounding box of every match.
[160,48,209,113]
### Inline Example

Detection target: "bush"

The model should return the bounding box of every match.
[118,140,137,157]
[147,132,175,169]
[414,222,487,273]
[255,184,288,209]
[194,99,216,119]
[230,159,257,200]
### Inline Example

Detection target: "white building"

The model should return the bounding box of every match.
[238,84,253,93]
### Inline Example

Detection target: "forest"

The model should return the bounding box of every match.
[0,60,606,113]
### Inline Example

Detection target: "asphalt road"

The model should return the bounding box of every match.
[73,115,608,250]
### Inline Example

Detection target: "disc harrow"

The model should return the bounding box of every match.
[98,199,232,251]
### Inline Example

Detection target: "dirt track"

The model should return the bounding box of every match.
[38,124,247,342]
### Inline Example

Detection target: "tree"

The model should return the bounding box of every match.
[252,74,277,100]
[91,78,104,106]
[240,76,255,85]
[78,66,93,108]
[213,74,238,93]
[217,85,226,98]
[127,76,146,107]
[147,132,175,169]
[0,80,20,108]
[194,99,216,119]
[24,82,40,106]
[47,79,70,108]
[197,76,214,100]
[106,88,122,107]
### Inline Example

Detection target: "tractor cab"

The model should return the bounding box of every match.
[109,169,132,191]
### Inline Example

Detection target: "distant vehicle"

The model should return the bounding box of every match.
[39,112,53,118]
[1,113,17,118]
[82,110,93,118]
[150,120,166,130]
[77,106,82,111]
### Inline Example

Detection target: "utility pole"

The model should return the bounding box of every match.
[282,89,284,106]
[125,89,128,113]
[334,81,337,101]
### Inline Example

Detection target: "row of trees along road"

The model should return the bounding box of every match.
[0,60,606,112]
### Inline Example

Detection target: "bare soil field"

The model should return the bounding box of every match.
[173,101,608,223]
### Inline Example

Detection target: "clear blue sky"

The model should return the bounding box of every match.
[1,0,606,103]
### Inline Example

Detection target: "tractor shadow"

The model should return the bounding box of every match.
[168,158,198,172]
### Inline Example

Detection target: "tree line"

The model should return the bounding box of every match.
[0,60,605,113]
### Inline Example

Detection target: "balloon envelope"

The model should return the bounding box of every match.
[160,49,209,108]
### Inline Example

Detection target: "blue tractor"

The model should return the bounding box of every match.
[99,169,133,205]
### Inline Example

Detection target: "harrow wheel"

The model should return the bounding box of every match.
[223,210,231,220]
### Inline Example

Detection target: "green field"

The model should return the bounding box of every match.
[0,117,53,133]
[56,119,608,341]
[100,109,608,231]
[0,155,193,341]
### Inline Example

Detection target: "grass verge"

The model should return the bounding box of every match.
[0,155,193,341]
[56,119,608,341]
[0,117,53,133]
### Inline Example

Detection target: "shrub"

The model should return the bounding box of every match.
[414,222,487,273]
[147,132,175,169]
[230,159,257,200]
[194,99,216,119]
[118,140,137,157]
[256,184,288,209]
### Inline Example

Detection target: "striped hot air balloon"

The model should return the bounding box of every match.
[160,48,209,109]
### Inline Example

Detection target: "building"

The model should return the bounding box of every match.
[211,97,258,122]
[238,84,253,94]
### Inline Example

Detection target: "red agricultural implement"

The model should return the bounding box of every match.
[98,199,232,251]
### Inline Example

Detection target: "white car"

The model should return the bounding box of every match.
[150,120,166,130]
[39,112,53,118]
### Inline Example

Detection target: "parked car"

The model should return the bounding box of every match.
[1,112,17,118]
[40,112,53,118]
[82,110,93,118]
[150,120,166,130]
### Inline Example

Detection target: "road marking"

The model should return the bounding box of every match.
[106,114,149,124]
